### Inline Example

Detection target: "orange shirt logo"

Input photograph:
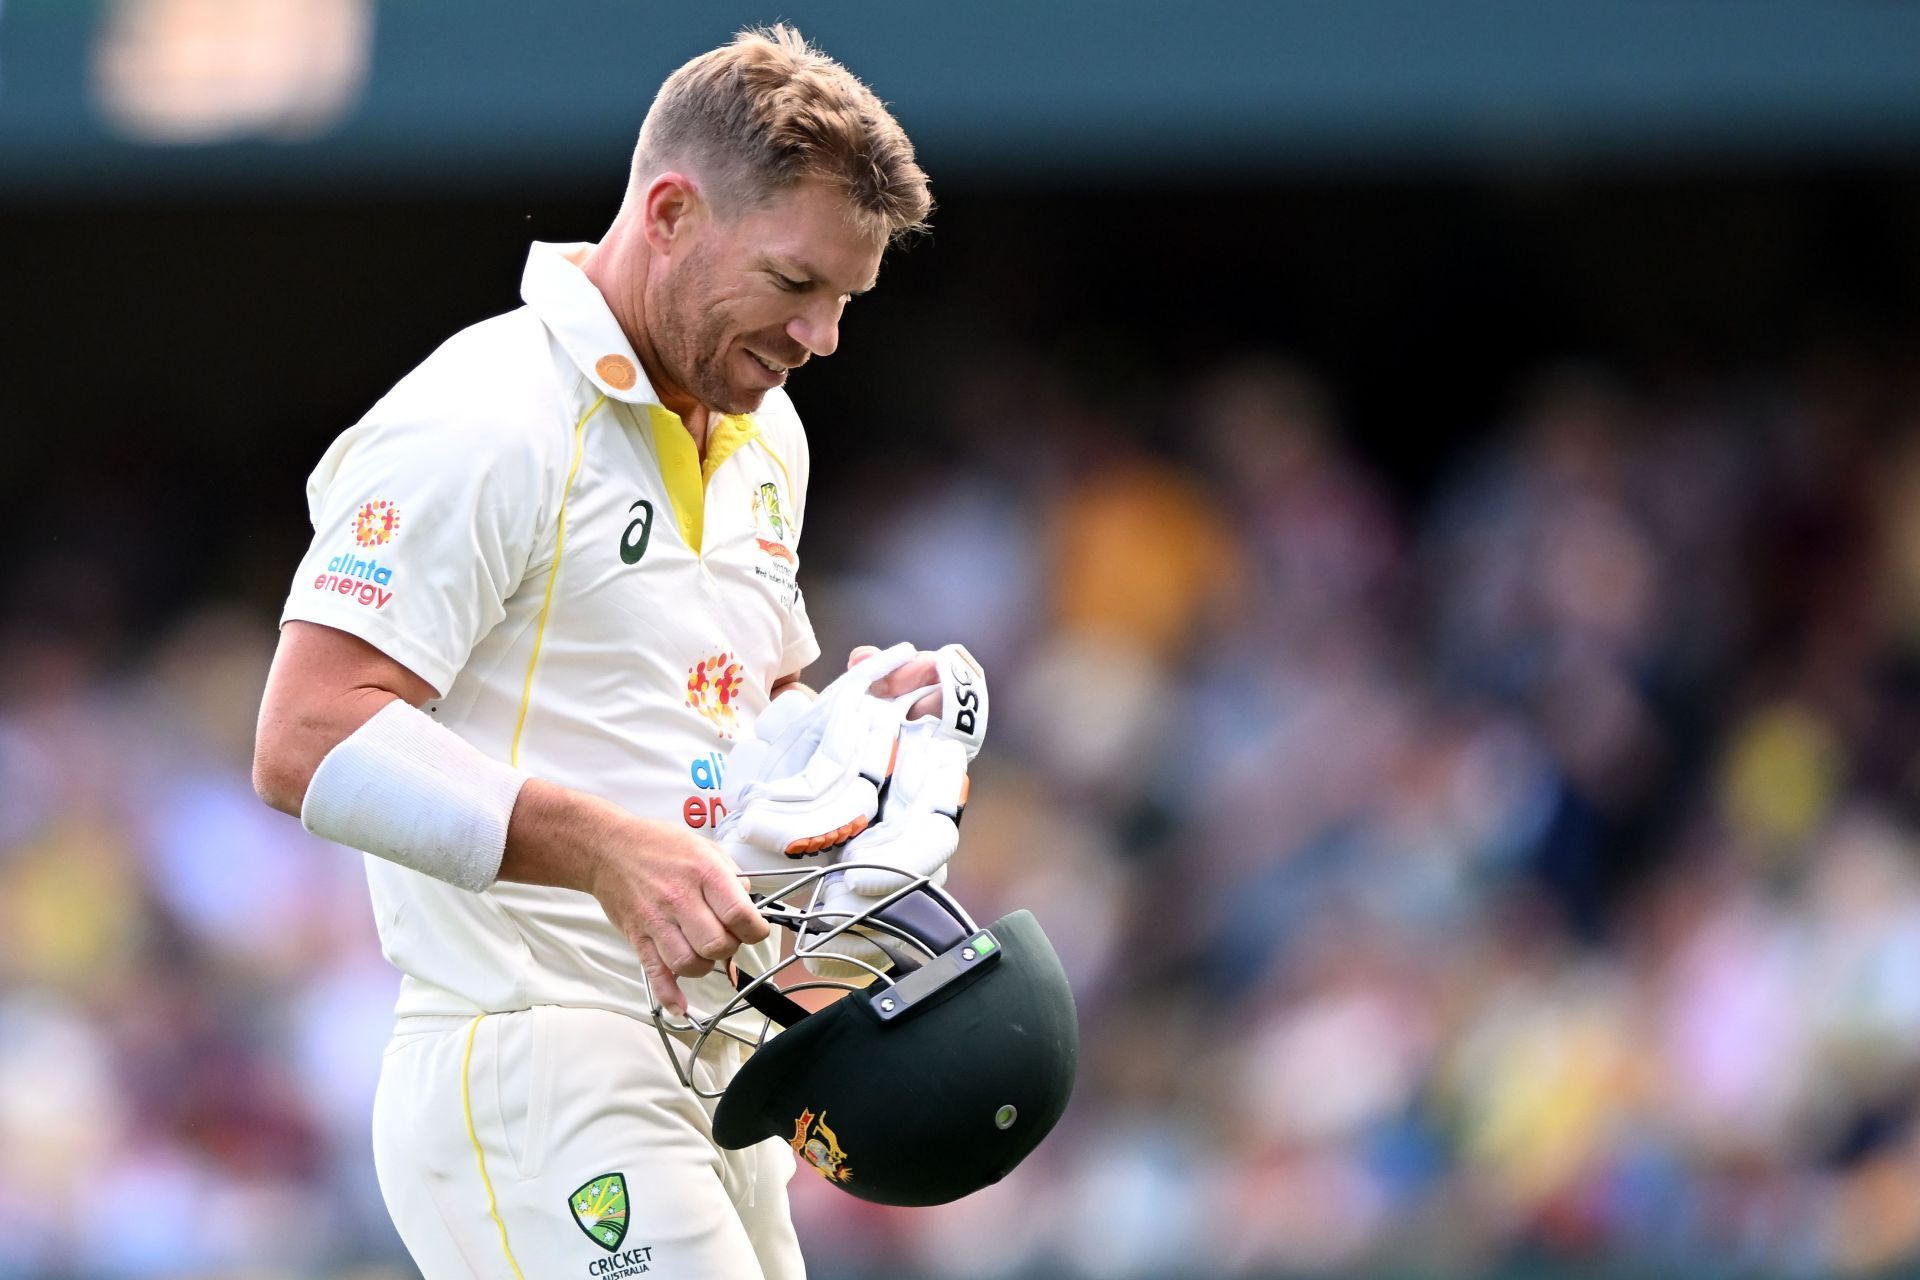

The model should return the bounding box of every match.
[352,499,401,547]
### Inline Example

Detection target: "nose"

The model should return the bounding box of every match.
[786,297,844,359]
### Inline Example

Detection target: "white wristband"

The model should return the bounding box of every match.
[301,699,529,892]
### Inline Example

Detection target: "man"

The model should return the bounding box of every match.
[252,26,939,1277]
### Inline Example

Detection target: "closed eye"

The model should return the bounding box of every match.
[771,272,805,291]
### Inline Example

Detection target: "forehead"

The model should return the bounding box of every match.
[722,181,885,288]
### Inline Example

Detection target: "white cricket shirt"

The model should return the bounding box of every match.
[282,241,820,1023]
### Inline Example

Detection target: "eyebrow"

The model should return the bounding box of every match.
[768,257,879,295]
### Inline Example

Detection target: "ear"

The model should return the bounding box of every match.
[641,172,703,256]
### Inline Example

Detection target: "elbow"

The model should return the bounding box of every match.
[251,731,307,819]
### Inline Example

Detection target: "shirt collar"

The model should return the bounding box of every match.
[520,240,660,405]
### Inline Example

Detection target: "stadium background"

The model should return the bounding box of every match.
[6,2,1920,1276]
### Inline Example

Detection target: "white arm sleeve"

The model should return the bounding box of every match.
[301,699,530,892]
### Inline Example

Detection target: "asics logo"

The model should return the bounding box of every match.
[620,499,654,565]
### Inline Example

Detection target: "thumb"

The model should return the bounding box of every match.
[847,645,880,669]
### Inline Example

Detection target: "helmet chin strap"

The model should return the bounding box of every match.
[727,960,814,1029]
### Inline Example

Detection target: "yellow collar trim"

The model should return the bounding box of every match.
[643,406,760,555]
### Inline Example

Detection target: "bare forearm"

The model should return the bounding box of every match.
[498,777,628,893]
[502,777,768,1014]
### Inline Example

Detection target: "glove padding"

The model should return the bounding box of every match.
[840,720,970,896]
[802,865,949,981]
[716,643,915,867]
[802,719,971,978]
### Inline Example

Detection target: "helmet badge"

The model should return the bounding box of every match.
[790,1108,854,1184]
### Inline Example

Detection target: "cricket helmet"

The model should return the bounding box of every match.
[650,865,1079,1207]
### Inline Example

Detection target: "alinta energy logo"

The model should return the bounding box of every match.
[685,651,746,739]
[311,549,396,610]
[681,750,728,830]
[352,498,400,547]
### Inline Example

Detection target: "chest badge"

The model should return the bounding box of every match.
[751,482,796,566]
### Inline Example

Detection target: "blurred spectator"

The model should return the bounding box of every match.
[9,339,1920,1279]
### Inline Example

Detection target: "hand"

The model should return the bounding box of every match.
[848,644,941,719]
[847,642,988,759]
[584,808,771,1017]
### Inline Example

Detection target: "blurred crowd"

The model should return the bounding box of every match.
[8,343,1920,1278]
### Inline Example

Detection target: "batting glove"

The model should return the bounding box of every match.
[929,643,989,761]
[802,646,986,978]
[715,643,914,866]
[829,643,984,895]
[838,719,971,896]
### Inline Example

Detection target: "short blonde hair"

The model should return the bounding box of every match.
[635,24,931,242]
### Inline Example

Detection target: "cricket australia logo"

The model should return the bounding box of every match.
[569,1173,629,1250]
[752,481,796,566]
[790,1108,853,1184]
[753,481,787,539]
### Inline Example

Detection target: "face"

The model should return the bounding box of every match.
[649,179,886,415]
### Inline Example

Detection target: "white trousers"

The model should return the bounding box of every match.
[372,1005,805,1280]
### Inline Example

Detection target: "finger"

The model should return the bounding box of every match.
[708,874,773,945]
[681,892,747,963]
[870,654,939,700]
[849,644,933,697]
[687,917,739,964]
[632,934,687,1017]
[907,688,941,720]
[654,921,716,979]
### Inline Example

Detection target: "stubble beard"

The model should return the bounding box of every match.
[655,256,764,417]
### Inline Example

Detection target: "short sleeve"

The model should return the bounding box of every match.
[780,588,822,676]
[280,401,554,697]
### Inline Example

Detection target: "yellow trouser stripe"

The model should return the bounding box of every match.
[462,1014,527,1278]
[510,393,603,766]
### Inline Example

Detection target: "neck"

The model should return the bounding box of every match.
[581,220,703,432]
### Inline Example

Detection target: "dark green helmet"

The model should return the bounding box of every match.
[650,867,1079,1207]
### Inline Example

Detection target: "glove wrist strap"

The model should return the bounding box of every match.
[932,644,988,759]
